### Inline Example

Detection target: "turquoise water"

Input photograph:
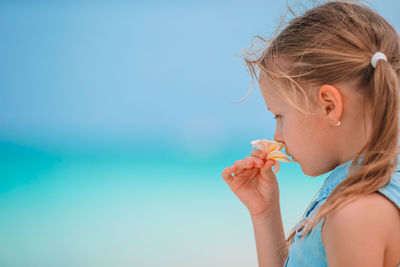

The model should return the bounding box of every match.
[0,140,327,266]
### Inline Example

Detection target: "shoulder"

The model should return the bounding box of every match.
[321,192,400,267]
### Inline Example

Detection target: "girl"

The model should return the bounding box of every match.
[221,1,400,267]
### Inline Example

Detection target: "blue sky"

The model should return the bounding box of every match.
[0,1,399,156]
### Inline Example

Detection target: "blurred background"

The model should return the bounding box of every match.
[0,0,399,266]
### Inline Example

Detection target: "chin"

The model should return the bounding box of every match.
[302,169,318,177]
[302,166,328,177]
[297,162,319,177]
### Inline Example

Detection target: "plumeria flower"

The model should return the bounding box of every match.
[250,139,292,174]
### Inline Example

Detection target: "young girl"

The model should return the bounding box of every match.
[221,1,400,267]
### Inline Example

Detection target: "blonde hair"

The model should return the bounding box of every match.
[238,0,400,259]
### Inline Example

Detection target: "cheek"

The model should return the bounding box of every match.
[277,121,288,140]
[285,119,310,152]
[284,118,299,138]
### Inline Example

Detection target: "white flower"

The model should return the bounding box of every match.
[250,139,291,173]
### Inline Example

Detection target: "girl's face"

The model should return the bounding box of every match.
[258,73,340,177]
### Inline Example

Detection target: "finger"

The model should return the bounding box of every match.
[234,158,259,169]
[250,149,267,160]
[260,159,276,177]
[221,166,236,182]
[245,156,265,167]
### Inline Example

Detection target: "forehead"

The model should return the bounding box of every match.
[259,72,280,95]
[258,72,285,108]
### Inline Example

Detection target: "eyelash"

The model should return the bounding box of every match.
[273,115,281,120]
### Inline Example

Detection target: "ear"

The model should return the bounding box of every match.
[317,84,343,124]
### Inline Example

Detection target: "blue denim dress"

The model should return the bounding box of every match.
[284,156,400,267]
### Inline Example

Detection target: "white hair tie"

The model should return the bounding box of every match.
[371,51,387,68]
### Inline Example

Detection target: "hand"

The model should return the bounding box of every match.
[221,149,281,218]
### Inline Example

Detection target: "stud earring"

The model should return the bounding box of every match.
[331,120,341,126]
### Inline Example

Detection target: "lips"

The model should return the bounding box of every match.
[286,151,295,161]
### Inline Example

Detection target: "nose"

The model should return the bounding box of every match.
[273,130,284,144]
[273,129,289,153]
